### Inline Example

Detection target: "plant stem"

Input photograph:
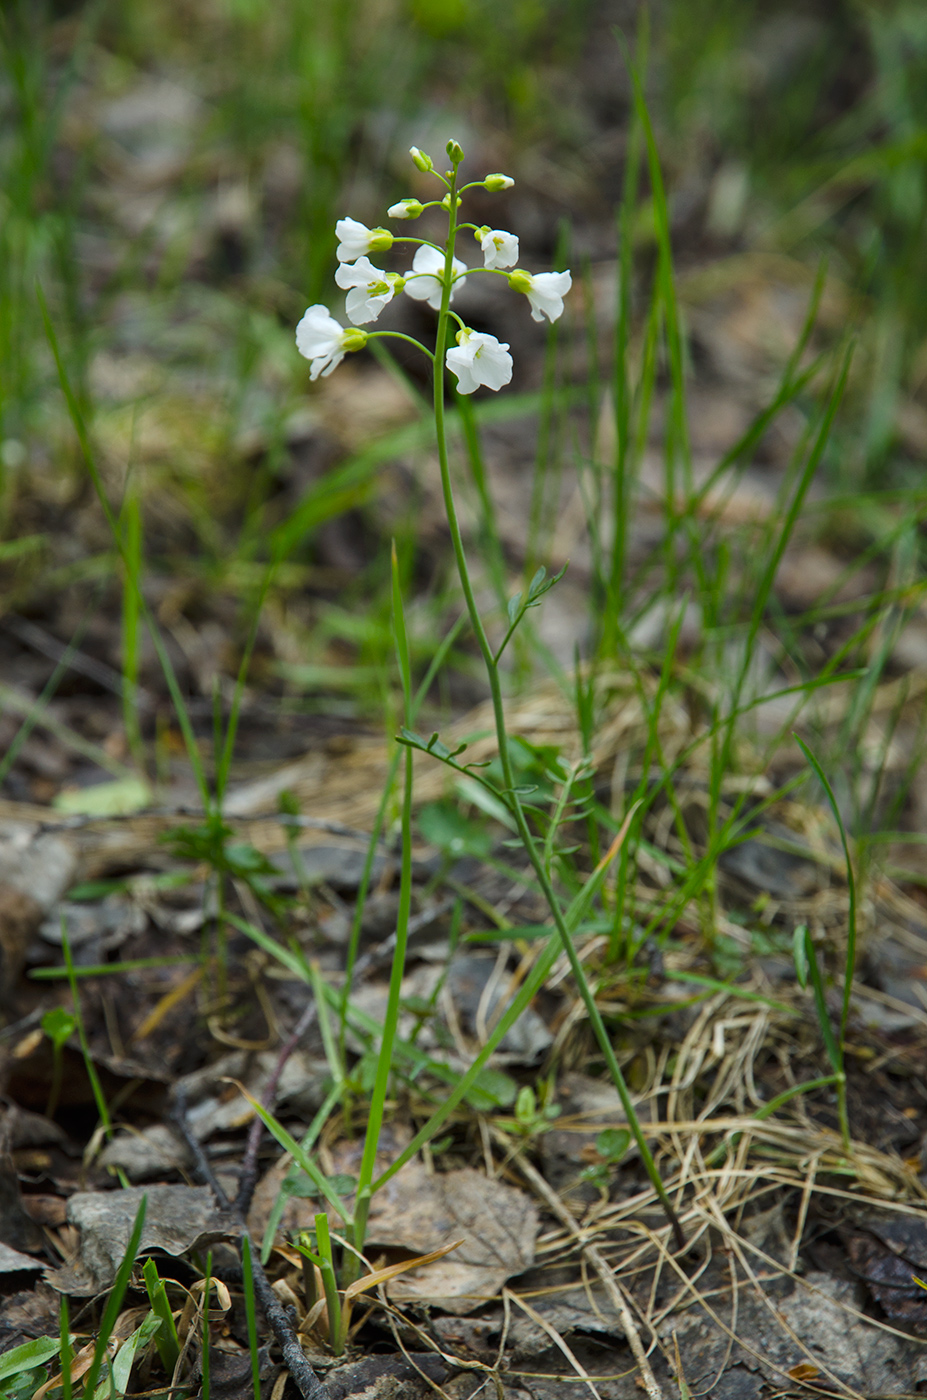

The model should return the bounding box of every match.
[349,542,415,1271]
[431,159,684,1250]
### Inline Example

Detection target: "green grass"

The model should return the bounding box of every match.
[4,2,927,1392]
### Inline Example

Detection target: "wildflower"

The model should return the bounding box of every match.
[335,216,393,263]
[388,198,424,220]
[295,305,366,380]
[446,328,513,394]
[335,257,403,325]
[479,227,519,270]
[484,173,515,191]
[403,245,468,312]
[508,268,572,323]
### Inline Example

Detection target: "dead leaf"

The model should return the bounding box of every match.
[787,1362,821,1380]
[343,1238,465,1299]
[366,1162,539,1313]
[0,1241,43,1273]
[44,1184,239,1295]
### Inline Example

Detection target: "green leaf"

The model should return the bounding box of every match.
[66,879,130,901]
[803,928,843,1075]
[41,1007,77,1051]
[0,1336,62,1385]
[4,1366,49,1400]
[454,776,516,831]
[224,842,279,877]
[597,1128,631,1163]
[515,1086,537,1123]
[793,924,810,989]
[93,1312,161,1400]
[464,1067,517,1110]
[418,800,492,858]
[142,1257,181,1376]
[81,1195,148,1400]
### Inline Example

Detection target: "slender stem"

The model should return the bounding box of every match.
[836,1076,849,1152]
[365,330,434,361]
[431,161,684,1250]
[350,543,415,1270]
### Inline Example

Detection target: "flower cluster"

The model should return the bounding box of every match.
[296,143,572,394]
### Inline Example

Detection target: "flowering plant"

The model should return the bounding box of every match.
[296,141,571,393]
[294,142,683,1258]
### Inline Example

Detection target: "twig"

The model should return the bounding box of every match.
[493,1128,669,1400]
[172,1086,328,1400]
[235,996,319,1217]
[171,1088,232,1210]
[247,1253,328,1400]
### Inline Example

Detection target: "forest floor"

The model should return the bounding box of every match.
[2,5,927,1399]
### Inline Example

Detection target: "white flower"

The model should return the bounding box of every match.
[335,216,392,263]
[388,198,423,220]
[446,329,513,395]
[509,268,572,323]
[403,245,468,312]
[295,305,365,380]
[334,256,401,325]
[480,228,519,270]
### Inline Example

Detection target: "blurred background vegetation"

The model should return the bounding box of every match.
[2,0,927,778]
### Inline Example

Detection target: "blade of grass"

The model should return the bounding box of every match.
[38,287,211,813]
[349,541,415,1267]
[240,1234,262,1400]
[142,1257,181,1378]
[201,1251,212,1400]
[80,1194,147,1400]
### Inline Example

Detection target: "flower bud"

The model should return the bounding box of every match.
[342,328,368,352]
[446,138,465,165]
[484,173,515,191]
[440,193,462,211]
[507,269,533,295]
[474,225,491,242]
[367,227,394,253]
[410,146,433,172]
[387,198,424,220]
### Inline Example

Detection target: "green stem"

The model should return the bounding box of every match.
[350,543,415,1271]
[365,330,434,361]
[431,161,685,1250]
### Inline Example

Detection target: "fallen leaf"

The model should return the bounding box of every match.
[366,1162,539,1313]
[44,1184,238,1295]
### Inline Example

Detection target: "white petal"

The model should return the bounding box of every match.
[446,332,512,393]
[296,304,343,359]
[335,256,387,289]
[411,245,445,274]
[345,284,392,325]
[525,270,572,322]
[404,247,468,311]
[311,347,345,380]
[446,344,479,393]
[403,275,438,303]
[481,229,519,270]
[335,217,373,263]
